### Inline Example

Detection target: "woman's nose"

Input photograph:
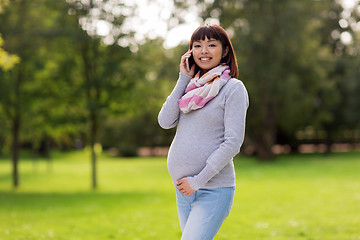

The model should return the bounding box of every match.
[201,46,208,54]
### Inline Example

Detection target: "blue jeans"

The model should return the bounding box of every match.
[175,187,235,240]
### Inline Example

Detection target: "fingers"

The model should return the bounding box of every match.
[180,50,195,76]
[181,189,194,196]
[176,179,185,192]
[180,51,191,66]
[176,181,183,191]
[176,178,195,196]
[177,187,190,196]
[183,50,192,59]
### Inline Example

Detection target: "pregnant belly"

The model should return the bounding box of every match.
[167,139,217,183]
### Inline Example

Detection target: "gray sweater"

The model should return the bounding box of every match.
[158,73,249,190]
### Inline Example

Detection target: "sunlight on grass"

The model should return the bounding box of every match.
[0,151,360,239]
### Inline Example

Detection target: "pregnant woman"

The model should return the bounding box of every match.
[158,23,249,240]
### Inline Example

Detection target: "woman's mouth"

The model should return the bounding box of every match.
[200,57,211,62]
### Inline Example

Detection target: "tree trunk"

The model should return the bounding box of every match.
[79,33,100,189]
[254,99,277,160]
[90,110,98,189]
[11,55,24,187]
[9,0,28,189]
[11,112,20,188]
[254,126,275,160]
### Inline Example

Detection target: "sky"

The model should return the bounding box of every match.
[87,0,359,49]
[85,0,205,49]
[88,0,221,49]
[127,0,203,49]
[337,0,360,44]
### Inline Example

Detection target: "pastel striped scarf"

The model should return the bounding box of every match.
[178,65,231,113]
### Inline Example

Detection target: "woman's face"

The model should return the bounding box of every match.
[191,36,227,74]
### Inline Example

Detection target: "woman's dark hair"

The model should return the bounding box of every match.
[189,23,239,78]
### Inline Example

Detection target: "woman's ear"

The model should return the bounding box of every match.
[222,47,229,58]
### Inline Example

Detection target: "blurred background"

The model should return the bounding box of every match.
[0,0,360,189]
[1,1,360,239]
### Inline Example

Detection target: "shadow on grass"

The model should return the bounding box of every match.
[0,191,170,209]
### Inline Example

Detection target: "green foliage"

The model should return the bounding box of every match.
[345,55,360,127]
[0,0,360,164]
[98,40,184,155]
[0,151,360,239]
[0,0,81,143]
[0,0,19,71]
[190,0,360,159]
[0,35,20,71]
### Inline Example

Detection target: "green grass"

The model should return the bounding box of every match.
[0,151,360,240]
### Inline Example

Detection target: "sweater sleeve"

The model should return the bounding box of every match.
[158,73,192,129]
[187,81,249,190]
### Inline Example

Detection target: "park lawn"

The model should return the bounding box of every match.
[0,151,360,240]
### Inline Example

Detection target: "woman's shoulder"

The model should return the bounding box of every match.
[222,78,249,105]
[224,78,247,93]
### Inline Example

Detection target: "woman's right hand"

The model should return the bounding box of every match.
[180,50,195,77]
[176,178,195,196]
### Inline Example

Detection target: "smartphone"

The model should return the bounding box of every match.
[186,51,194,72]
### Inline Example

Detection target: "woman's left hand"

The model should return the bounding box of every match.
[176,178,196,196]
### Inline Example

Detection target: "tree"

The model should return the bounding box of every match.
[322,1,360,148]
[99,39,182,155]
[182,0,336,159]
[0,0,82,186]
[67,0,136,188]
[0,0,35,187]
[19,1,86,160]
[0,0,19,159]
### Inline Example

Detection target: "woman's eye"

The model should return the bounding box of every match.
[209,44,216,47]
[194,45,201,48]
